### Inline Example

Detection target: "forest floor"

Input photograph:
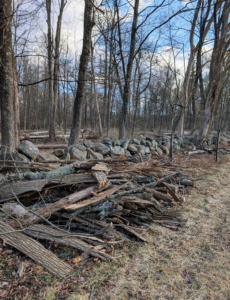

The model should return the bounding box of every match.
[1,151,230,300]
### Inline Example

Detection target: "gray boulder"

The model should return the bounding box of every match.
[114,139,121,146]
[69,147,87,160]
[144,147,150,154]
[102,137,113,146]
[110,146,125,155]
[145,140,152,147]
[120,138,129,150]
[135,145,146,155]
[130,139,140,145]
[17,140,39,160]
[125,150,132,157]
[83,140,95,148]
[89,152,103,159]
[161,137,170,149]
[94,142,110,155]
[146,136,153,142]
[140,139,146,146]
[173,144,181,150]
[151,140,158,149]
[159,145,169,155]
[127,144,138,153]
[155,146,163,155]
[36,152,60,162]
[65,144,87,160]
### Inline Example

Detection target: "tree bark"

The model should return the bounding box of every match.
[0,0,19,153]
[119,0,139,139]
[0,220,73,277]
[69,0,94,145]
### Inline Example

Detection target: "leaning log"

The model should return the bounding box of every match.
[0,220,73,277]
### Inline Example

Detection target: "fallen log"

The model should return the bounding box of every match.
[64,182,128,212]
[0,220,73,277]
[0,161,84,184]
[8,185,98,228]
[0,179,49,201]
[24,224,114,261]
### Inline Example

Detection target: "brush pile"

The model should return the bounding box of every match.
[0,154,193,277]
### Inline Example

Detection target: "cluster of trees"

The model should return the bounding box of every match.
[0,0,230,154]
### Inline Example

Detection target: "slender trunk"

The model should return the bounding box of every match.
[119,0,139,138]
[91,44,103,136]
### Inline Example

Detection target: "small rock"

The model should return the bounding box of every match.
[160,145,169,155]
[146,136,153,142]
[52,149,65,157]
[140,139,146,146]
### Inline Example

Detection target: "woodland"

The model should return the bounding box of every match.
[1,0,230,151]
[0,1,230,299]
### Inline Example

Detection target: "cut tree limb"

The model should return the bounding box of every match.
[8,185,98,228]
[64,183,128,211]
[106,172,180,200]
[24,224,114,261]
[0,220,73,277]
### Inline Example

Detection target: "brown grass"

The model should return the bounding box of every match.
[76,153,230,300]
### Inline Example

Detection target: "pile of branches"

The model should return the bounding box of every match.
[0,154,193,278]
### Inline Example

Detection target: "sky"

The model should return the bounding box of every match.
[12,0,204,78]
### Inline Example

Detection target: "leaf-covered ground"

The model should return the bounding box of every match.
[1,152,230,300]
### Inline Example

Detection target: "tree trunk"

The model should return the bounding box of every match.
[0,220,73,277]
[0,0,19,154]
[119,0,139,139]
[53,0,67,132]
[91,44,103,136]
[69,0,94,145]
[46,0,55,141]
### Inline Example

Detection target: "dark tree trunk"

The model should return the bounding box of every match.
[0,0,19,154]
[119,0,139,139]
[69,0,94,145]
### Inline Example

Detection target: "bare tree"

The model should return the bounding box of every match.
[197,0,230,144]
[68,0,95,145]
[0,0,19,154]
[46,0,67,142]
